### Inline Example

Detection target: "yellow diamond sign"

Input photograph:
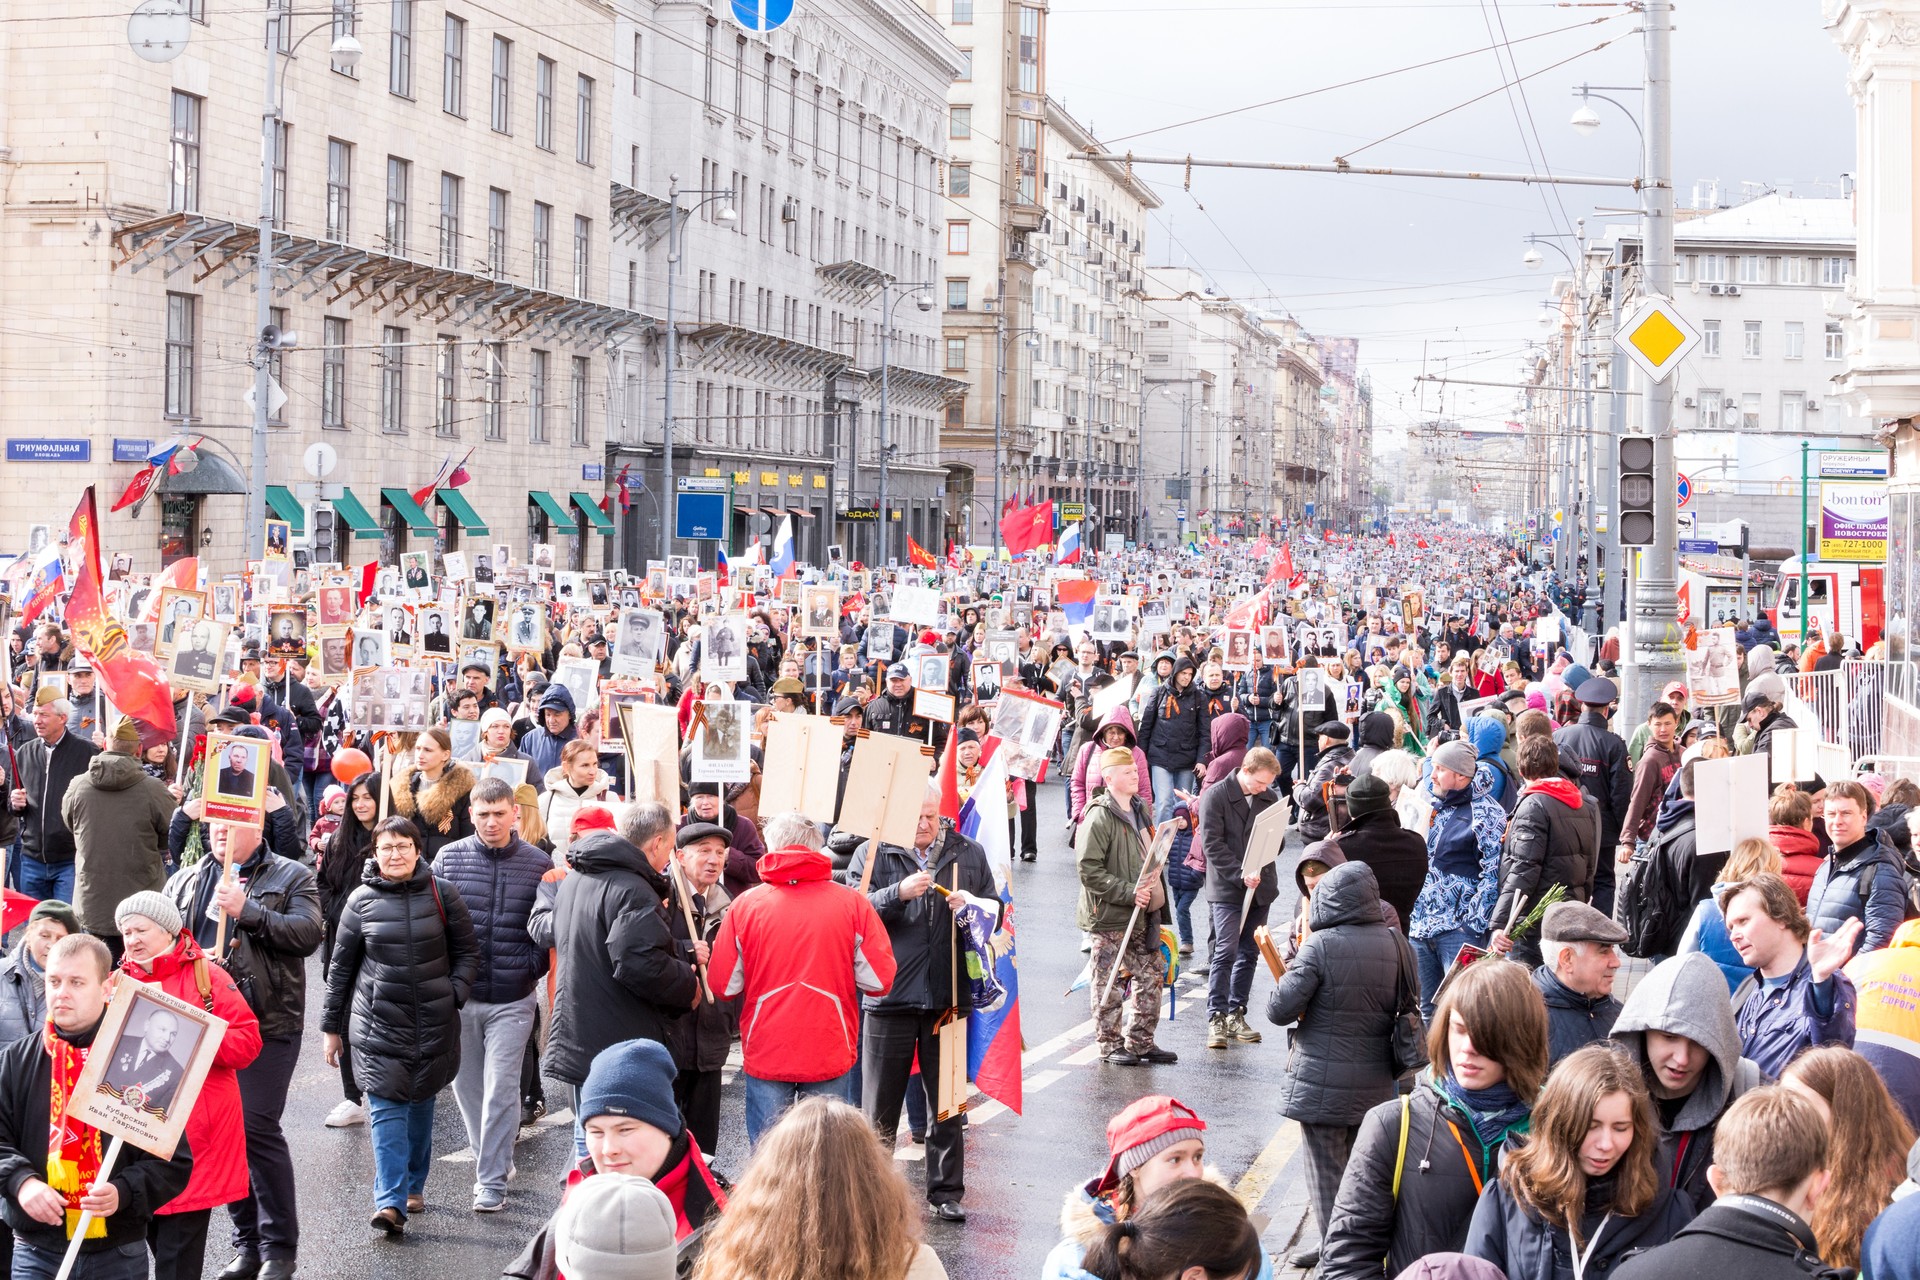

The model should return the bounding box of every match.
[1614,295,1700,383]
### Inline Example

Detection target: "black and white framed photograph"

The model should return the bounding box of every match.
[460,595,495,643]
[71,980,228,1161]
[491,543,513,573]
[972,660,1002,702]
[553,657,600,716]
[457,642,498,681]
[914,653,950,692]
[701,614,749,683]
[352,628,390,671]
[168,620,227,695]
[471,552,495,585]
[316,633,352,683]
[531,543,557,573]
[554,572,582,604]
[505,601,546,654]
[418,604,452,655]
[613,607,664,676]
[383,603,414,650]
[690,698,752,783]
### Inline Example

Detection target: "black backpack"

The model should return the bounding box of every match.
[1618,823,1690,959]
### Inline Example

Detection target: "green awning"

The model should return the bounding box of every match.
[435,487,489,536]
[333,488,384,540]
[529,490,573,528]
[379,487,437,536]
[571,491,615,535]
[264,486,305,537]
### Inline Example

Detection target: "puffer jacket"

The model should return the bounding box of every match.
[432,833,552,1005]
[1264,861,1402,1125]
[1320,1076,1533,1280]
[518,683,579,778]
[1532,964,1620,1066]
[1326,806,1429,930]
[1770,824,1824,905]
[539,766,617,858]
[1464,1176,1693,1280]
[1806,828,1909,955]
[1068,705,1153,823]
[1134,660,1212,774]
[62,751,175,934]
[119,931,262,1213]
[320,858,480,1102]
[1553,712,1632,849]
[1349,711,1399,778]
[164,844,323,1041]
[1495,778,1599,964]
[0,944,46,1046]
[1074,790,1166,940]
[1237,667,1280,725]
[545,830,698,1086]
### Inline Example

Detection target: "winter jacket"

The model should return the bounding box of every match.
[1732,952,1856,1080]
[1751,709,1794,763]
[1238,667,1281,725]
[1628,801,1716,960]
[1555,712,1632,850]
[1620,739,1682,849]
[321,858,480,1102]
[1325,807,1429,930]
[164,844,324,1041]
[1844,918,1920,1132]
[119,931,262,1213]
[1613,1196,1844,1280]
[1075,790,1165,940]
[848,825,999,1013]
[518,683,580,778]
[389,764,476,860]
[1870,800,1913,859]
[1068,705,1153,824]
[1675,894,1752,994]
[1296,744,1357,842]
[711,846,896,1082]
[167,802,304,874]
[1468,716,1519,813]
[1409,777,1506,941]
[539,766,616,858]
[505,1139,728,1279]
[0,1018,194,1258]
[1040,1171,1278,1280]
[1135,661,1212,775]
[1464,1176,1693,1280]
[663,873,736,1076]
[62,751,175,934]
[1198,768,1281,907]
[1771,825,1824,905]
[431,833,552,1006]
[1495,778,1600,965]
[1862,1178,1920,1280]
[1533,964,1620,1066]
[1610,952,1765,1211]
[1265,861,1403,1125]
[1279,671,1343,747]
[1320,1075,1533,1280]
[1200,713,1251,790]
[0,945,46,1046]
[12,729,99,862]
[1349,712,1399,778]
[1432,681,1474,733]
[1806,828,1909,955]
[545,831,699,1086]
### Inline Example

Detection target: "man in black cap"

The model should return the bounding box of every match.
[862,662,927,741]
[1293,721,1354,842]
[1529,900,1626,1066]
[1325,772,1428,929]
[1553,676,1630,915]
[662,821,733,1156]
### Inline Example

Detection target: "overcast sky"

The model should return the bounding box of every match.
[1045,0,1855,450]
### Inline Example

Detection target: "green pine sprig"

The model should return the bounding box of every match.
[1509,883,1568,941]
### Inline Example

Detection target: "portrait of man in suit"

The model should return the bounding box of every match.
[99,1003,193,1119]
[215,742,257,799]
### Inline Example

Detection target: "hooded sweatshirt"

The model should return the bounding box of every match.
[1069,704,1153,823]
[1609,952,1764,1211]
[519,683,579,778]
[1466,715,1514,810]
[1349,711,1398,778]
[1200,712,1250,790]
[1136,658,1212,775]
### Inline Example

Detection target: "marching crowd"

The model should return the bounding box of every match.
[0,525,1919,1280]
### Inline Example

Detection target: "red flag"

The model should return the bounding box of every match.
[63,488,176,748]
[1386,533,1397,548]
[935,732,962,826]
[1265,542,1296,586]
[446,447,475,488]
[1025,503,1054,554]
[1,888,34,934]
[1415,537,1430,550]
[997,503,1032,554]
[906,536,938,570]
[110,465,162,514]
[358,560,380,606]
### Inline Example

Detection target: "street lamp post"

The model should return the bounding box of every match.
[658,178,737,563]
[876,280,935,567]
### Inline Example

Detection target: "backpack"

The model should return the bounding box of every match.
[1618,823,1690,959]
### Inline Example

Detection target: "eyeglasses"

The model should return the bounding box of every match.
[374,842,415,855]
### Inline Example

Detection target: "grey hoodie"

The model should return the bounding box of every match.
[1610,951,1764,1209]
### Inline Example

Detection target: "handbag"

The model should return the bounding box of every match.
[1388,929,1429,1077]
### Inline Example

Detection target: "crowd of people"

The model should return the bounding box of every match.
[0,522,1918,1280]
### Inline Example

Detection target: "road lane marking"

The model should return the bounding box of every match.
[1233,1119,1303,1211]
[439,1107,575,1163]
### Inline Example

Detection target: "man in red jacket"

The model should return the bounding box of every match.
[709,810,896,1148]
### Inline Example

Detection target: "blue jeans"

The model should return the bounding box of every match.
[1248,720,1275,751]
[742,1071,853,1149]
[1150,766,1187,823]
[16,857,73,905]
[1413,927,1487,1023]
[1208,899,1268,1016]
[12,1240,148,1280]
[1171,884,1200,948]
[367,1094,436,1213]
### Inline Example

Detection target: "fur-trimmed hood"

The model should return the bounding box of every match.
[392,762,476,835]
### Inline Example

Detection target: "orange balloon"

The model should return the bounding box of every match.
[331,747,373,783]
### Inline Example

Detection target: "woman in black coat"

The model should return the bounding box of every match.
[321,815,479,1236]
[316,775,379,1126]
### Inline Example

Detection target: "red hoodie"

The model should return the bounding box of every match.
[1771,824,1824,905]
[710,846,897,1082]
[1520,777,1584,809]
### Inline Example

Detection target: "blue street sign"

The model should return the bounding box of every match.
[1678,539,1718,554]
[1304,502,1315,518]
[730,0,793,32]
[582,463,604,482]
[675,476,732,541]
[7,438,90,463]
[113,438,153,463]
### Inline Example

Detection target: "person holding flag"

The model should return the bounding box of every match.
[1077,747,1175,1067]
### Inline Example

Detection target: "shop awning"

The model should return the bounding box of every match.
[156,448,248,496]
[435,487,489,536]
[264,486,305,536]
[785,507,817,519]
[332,488,384,540]
[571,492,615,535]
[379,487,437,537]
[529,490,573,528]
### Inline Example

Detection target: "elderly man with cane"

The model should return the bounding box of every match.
[1077,747,1177,1067]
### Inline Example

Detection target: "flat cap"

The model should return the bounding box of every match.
[1313,720,1350,742]
[1541,900,1628,946]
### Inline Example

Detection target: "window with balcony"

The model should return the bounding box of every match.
[442,14,466,116]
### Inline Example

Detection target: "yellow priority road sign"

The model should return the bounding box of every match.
[1614,295,1700,383]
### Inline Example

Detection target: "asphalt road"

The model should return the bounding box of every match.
[240,778,1317,1279]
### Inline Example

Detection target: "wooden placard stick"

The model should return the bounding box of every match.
[670,862,715,1005]
[51,1133,125,1280]
[211,822,238,957]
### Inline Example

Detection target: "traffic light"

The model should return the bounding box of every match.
[1618,435,1655,546]
[310,503,336,564]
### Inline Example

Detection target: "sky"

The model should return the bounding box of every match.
[1044,0,1855,451]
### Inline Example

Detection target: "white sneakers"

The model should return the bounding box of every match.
[324,1100,367,1128]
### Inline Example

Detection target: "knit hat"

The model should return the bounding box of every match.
[115,890,184,938]
[479,707,513,732]
[27,899,81,936]
[572,804,616,834]
[1346,773,1392,818]
[578,1039,682,1137]
[1099,746,1135,772]
[1431,739,1477,779]
[109,716,140,751]
[553,1173,678,1280]
[1095,1096,1207,1193]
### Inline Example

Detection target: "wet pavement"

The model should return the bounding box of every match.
[244,777,1316,1279]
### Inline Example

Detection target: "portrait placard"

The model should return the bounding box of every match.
[759,713,845,825]
[619,702,681,806]
[71,979,230,1161]
[167,620,228,696]
[690,698,752,783]
[154,588,206,662]
[202,732,269,827]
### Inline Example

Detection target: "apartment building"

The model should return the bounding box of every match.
[1315,336,1374,525]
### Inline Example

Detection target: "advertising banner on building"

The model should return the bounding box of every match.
[1817,481,1889,562]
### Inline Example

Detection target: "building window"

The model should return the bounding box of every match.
[326,138,352,241]
[1781,392,1806,434]
[532,202,551,289]
[956,49,972,81]
[632,32,643,95]
[490,36,511,133]
[487,188,508,276]
[1696,389,1721,431]
[269,122,290,228]
[380,326,407,433]
[572,215,591,296]
[949,106,971,139]
[1015,117,1038,202]
[322,317,348,430]
[389,0,413,97]
[1738,254,1765,284]
[385,156,410,254]
[946,279,967,311]
[1825,321,1845,360]
[435,336,458,436]
[948,164,970,197]
[571,356,590,445]
[1698,254,1726,283]
[703,18,717,107]
[1821,256,1850,286]
[1701,319,1720,357]
[442,14,466,116]
[576,75,595,164]
[945,337,966,370]
[330,0,357,75]
[481,342,504,440]
[166,93,203,216]
[534,56,555,150]
[164,293,196,419]
[947,221,970,254]
[529,349,549,442]
[438,172,462,268]
[733,36,747,118]
[1740,392,1761,431]
[953,0,973,21]
[1781,255,1809,285]
[1018,5,1041,93]
[1743,320,1761,358]
[1784,320,1805,359]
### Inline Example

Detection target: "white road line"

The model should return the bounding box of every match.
[439,1107,576,1163]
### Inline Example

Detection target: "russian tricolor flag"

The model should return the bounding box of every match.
[770,515,796,580]
[18,546,64,627]
[957,745,1022,1113]
[1054,522,1082,566]
[1055,578,1097,628]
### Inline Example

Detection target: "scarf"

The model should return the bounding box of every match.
[1435,1073,1530,1152]
[44,1020,106,1239]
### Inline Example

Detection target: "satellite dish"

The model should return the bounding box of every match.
[127,0,192,63]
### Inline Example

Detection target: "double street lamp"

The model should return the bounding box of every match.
[876,280,935,566]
